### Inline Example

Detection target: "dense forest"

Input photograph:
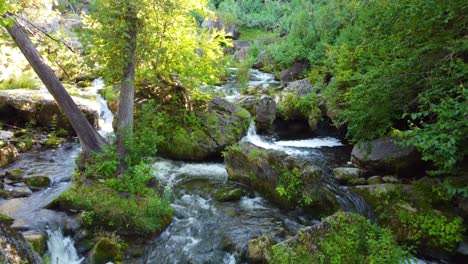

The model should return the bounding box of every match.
[0,0,466,263]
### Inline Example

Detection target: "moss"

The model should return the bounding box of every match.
[24,176,51,191]
[55,183,173,236]
[0,213,14,225]
[214,188,243,202]
[89,237,123,264]
[277,92,321,126]
[5,169,23,180]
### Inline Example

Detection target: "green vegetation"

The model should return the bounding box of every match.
[266,0,467,174]
[0,73,40,90]
[277,93,320,121]
[276,167,309,205]
[270,212,410,264]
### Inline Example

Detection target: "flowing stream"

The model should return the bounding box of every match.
[1,71,374,263]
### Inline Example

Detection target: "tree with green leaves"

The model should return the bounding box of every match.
[1,1,108,164]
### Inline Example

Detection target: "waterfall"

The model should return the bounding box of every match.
[92,78,114,137]
[47,229,83,264]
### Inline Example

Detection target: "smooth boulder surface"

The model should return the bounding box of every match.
[0,89,99,134]
[224,142,339,215]
[201,17,239,39]
[0,144,18,168]
[351,137,422,176]
[255,95,277,130]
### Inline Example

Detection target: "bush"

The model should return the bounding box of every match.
[270,212,410,264]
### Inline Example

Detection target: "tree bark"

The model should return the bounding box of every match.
[3,13,107,162]
[116,2,137,175]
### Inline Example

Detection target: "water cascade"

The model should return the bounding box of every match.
[46,229,83,264]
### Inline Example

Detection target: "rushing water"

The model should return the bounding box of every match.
[146,159,316,264]
[47,229,83,264]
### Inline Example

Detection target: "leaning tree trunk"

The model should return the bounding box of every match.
[3,13,107,162]
[116,1,137,175]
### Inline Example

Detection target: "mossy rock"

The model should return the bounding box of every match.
[214,188,243,202]
[23,231,47,256]
[224,142,340,216]
[5,169,23,181]
[89,237,122,264]
[24,176,51,191]
[44,136,66,147]
[0,213,14,226]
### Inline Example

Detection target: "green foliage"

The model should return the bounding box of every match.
[397,210,465,252]
[276,167,313,206]
[270,212,410,264]
[0,73,40,90]
[86,0,227,99]
[0,0,13,27]
[59,183,173,235]
[277,93,320,122]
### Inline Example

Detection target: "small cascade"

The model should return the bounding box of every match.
[47,229,83,264]
[242,122,374,219]
[91,78,114,137]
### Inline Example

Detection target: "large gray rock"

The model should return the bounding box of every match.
[224,142,339,215]
[333,167,361,184]
[0,130,14,142]
[279,62,309,84]
[255,95,277,130]
[159,97,251,161]
[201,17,239,39]
[0,223,43,264]
[234,46,250,62]
[253,50,273,70]
[283,79,313,96]
[351,137,421,176]
[0,90,99,134]
[247,235,276,263]
[0,144,18,168]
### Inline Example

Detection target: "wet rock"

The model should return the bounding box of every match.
[279,62,309,84]
[88,237,122,264]
[22,231,47,256]
[0,90,99,134]
[0,144,18,168]
[333,167,361,184]
[224,142,340,215]
[4,183,33,198]
[247,235,276,263]
[348,178,367,186]
[351,137,422,176]
[255,95,277,130]
[238,96,257,114]
[283,79,313,96]
[367,175,383,185]
[158,97,251,161]
[214,188,242,202]
[5,169,23,181]
[0,130,14,142]
[24,176,51,191]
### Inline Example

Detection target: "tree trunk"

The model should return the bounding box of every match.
[3,13,107,162]
[116,2,137,175]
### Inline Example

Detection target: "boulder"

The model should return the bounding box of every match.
[0,144,18,168]
[0,223,43,264]
[283,79,313,96]
[253,50,273,70]
[238,96,257,114]
[351,137,422,176]
[224,142,339,215]
[234,40,251,50]
[247,235,276,263]
[279,62,309,84]
[333,167,361,184]
[88,237,122,264]
[159,97,251,161]
[234,46,250,62]
[0,130,14,142]
[0,89,99,134]
[214,188,242,202]
[24,176,51,191]
[255,95,277,130]
[367,175,383,185]
[201,17,239,39]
